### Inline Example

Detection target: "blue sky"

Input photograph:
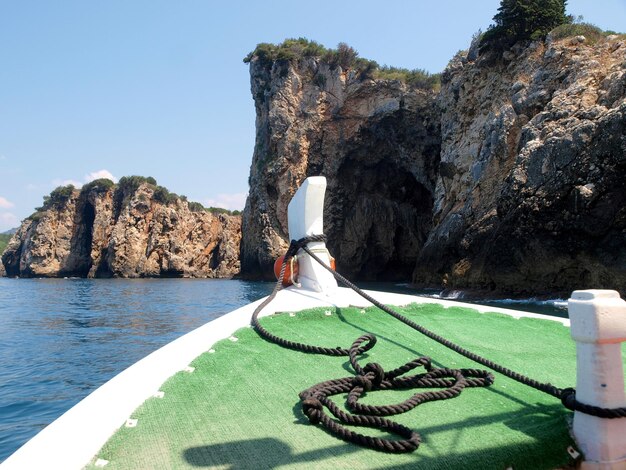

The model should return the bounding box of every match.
[0,0,624,232]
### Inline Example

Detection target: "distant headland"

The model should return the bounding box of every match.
[1,177,240,278]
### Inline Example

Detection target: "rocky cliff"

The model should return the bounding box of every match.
[241,37,626,295]
[417,36,626,295]
[241,52,440,280]
[2,180,241,278]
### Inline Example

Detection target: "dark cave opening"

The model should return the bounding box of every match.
[75,201,96,277]
[331,159,434,281]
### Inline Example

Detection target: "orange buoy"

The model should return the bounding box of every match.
[274,253,336,286]
[274,255,298,286]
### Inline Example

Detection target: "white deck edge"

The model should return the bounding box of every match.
[1,287,569,470]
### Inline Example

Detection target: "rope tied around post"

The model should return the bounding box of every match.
[251,235,375,357]
[251,235,626,454]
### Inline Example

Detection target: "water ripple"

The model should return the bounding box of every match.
[0,278,273,463]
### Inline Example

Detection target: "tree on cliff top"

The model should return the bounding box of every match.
[36,185,76,211]
[481,0,570,51]
[81,178,115,194]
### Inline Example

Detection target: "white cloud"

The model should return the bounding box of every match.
[85,169,117,183]
[203,192,248,211]
[25,183,39,191]
[0,197,14,209]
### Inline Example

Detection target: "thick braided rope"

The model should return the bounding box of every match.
[298,334,493,453]
[250,237,495,453]
[300,243,626,419]
[250,235,626,454]
[250,235,375,356]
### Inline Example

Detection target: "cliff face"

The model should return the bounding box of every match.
[2,184,241,278]
[417,37,626,294]
[241,57,440,280]
[242,37,626,295]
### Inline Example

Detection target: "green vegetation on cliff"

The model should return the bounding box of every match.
[82,178,116,194]
[116,176,157,197]
[373,66,441,90]
[28,176,241,222]
[550,21,626,43]
[46,185,75,209]
[244,38,440,91]
[478,1,623,53]
[0,233,10,254]
[152,185,179,205]
[35,184,75,212]
[481,0,570,51]
[244,38,328,64]
[188,201,241,216]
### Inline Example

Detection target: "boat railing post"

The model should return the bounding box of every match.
[287,176,337,294]
[568,290,626,469]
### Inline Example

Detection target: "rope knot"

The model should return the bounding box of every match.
[353,375,373,392]
[560,387,576,410]
[364,362,385,388]
[302,397,323,424]
[285,240,300,259]
[286,234,327,259]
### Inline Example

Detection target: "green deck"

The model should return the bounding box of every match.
[88,304,597,469]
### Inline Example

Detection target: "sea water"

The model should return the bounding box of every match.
[0,278,274,463]
[0,277,566,463]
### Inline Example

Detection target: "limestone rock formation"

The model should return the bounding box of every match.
[2,182,241,278]
[241,55,440,280]
[417,38,626,295]
[242,37,626,295]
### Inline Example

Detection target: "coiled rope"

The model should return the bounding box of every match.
[250,235,626,453]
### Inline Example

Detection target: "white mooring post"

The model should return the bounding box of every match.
[569,290,626,469]
[287,176,337,294]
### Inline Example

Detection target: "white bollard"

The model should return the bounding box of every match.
[569,290,626,469]
[287,176,337,294]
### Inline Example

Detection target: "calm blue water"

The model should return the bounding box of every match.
[0,278,566,463]
[0,278,274,463]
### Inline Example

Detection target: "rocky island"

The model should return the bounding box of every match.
[1,177,240,278]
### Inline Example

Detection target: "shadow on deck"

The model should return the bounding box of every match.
[184,403,572,469]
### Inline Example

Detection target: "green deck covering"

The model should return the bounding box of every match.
[88,304,595,469]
